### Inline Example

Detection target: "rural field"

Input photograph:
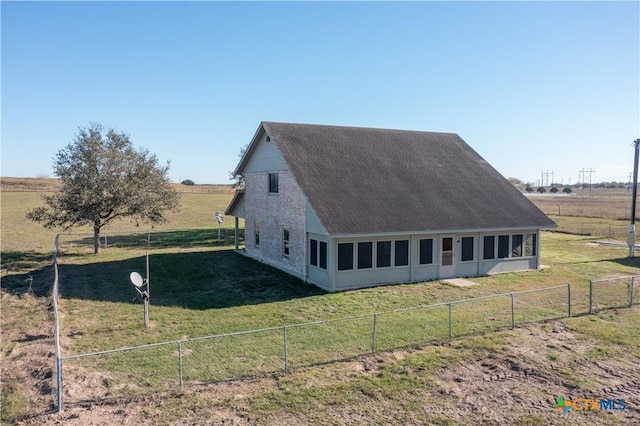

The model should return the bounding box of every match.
[2,179,640,425]
[527,187,636,240]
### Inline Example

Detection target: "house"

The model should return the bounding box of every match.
[225,122,556,292]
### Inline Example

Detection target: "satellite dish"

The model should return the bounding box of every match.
[130,271,144,288]
[215,211,224,224]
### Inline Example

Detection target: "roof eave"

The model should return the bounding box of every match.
[224,190,246,217]
[233,122,269,176]
[327,225,556,239]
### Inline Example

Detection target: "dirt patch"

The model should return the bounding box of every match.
[426,322,639,425]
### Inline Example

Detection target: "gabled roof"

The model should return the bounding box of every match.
[239,121,555,235]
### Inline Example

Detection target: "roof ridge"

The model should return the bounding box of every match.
[262,121,458,137]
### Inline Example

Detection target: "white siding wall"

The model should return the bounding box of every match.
[305,202,326,235]
[306,232,331,291]
[243,133,288,173]
[329,230,542,291]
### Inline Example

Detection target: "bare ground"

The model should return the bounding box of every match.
[4,290,638,425]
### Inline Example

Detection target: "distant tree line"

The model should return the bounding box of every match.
[525,185,572,194]
[592,181,629,189]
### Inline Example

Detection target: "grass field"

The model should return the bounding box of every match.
[2,182,640,425]
[529,188,634,219]
[527,188,637,240]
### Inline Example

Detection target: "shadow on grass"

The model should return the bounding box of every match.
[608,256,640,269]
[1,255,53,298]
[67,229,245,250]
[57,250,326,310]
[1,250,52,273]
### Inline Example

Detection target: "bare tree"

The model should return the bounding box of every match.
[26,124,180,253]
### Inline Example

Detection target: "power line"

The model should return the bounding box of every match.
[579,168,595,195]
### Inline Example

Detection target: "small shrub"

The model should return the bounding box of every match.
[563,187,572,194]
[537,187,546,193]
[181,179,195,186]
[550,187,559,194]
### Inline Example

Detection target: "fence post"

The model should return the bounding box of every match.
[371,314,377,354]
[178,342,183,389]
[510,293,515,329]
[56,357,63,412]
[567,283,571,318]
[52,240,64,413]
[448,303,452,342]
[630,277,635,308]
[283,326,289,373]
[589,280,593,314]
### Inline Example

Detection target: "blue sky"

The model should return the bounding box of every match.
[2,1,638,185]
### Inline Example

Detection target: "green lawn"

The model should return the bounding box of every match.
[2,190,640,423]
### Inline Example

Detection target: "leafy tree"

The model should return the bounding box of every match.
[550,186,559,194]
[536,187,546,193]
[26,124,180,254]
[563,187,573,194]
[525,185,534,193]
[508,177,523,186]
[229,143,249,188]
[181,179,195,186]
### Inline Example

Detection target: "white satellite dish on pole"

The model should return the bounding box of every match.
[129,269,149,328]
[130,271,144,288]
[214,211,224,241]
[215,211,224,224]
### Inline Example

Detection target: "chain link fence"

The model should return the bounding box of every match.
[552,221,630,239]
[54,279,640,410]
[589,276,638,314]
[51,233,640,411]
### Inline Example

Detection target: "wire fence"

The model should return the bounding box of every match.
[551,221,631,239]
[49,232,640,411]
[589,276,638,314]
[51,273,640,411]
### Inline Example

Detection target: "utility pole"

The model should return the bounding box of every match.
[629,139,639,258]
[540,170,554,187]
[580,168,595,195]
[578,170,584,195]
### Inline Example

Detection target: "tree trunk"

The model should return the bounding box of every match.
[93,223,101,254]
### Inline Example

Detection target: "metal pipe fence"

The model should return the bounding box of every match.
[50,234,640,411]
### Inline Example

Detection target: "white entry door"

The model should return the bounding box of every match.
[440,236,455,278]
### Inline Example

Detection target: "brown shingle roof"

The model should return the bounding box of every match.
[259,122,555,235]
